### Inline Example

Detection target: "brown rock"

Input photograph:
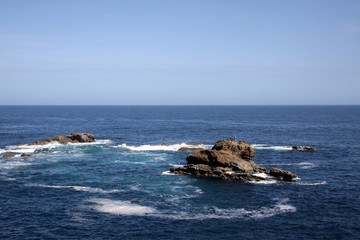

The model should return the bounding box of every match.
[67,133,95,143]
[21,153,31,157]
[212,140,255,160]
[35,140,48,145]
[178,147,205,152]
[269,168,297,181]
[160,143,170,146]
[292,145,316,151]
[187,142,203,146]
[53,136,70,145]
[44,137,53,142]
[3,152,15,158]
[170,139,272,181]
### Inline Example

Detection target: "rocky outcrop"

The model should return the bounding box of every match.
[3,152,15,158]
[171,139,272,181]
[17,133,96,146]
[170,139,298,182]
[269,168,297,181]
[67,133,95,143]
[21,153,31,157]
[292,145,316,151]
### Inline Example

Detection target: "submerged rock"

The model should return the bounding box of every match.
[177,147,205,152]
[292,145,316,151]
[187,142,203,146]
[21,153,31,157]
[3,152,15,158]
[269,168,297,181]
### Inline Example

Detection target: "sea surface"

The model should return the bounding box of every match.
[0,106,359,239]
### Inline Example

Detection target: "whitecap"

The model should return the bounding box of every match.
[88,198,157,216]
[297,181,327,186]
[116,143,211,152]
[26,183,121,193]
[161,171,176,175]
[251,144,293,151]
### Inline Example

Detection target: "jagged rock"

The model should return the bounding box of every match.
[187,142,203,146]
[292,145,316,151]
[67,133,95,143]
[171,139,271,181]
[212,140,255,160]
[178,147,205,152]
[3,152,15,158]
[269,168,297,181]
[21,153,31,157]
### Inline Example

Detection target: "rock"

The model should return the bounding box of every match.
[27,142,37,146]
[67,133,95,143]
[17,143,26,146]
[53,136,71,145]
[187,142,203,146]
[212,140,255,160]
[44,137,53,142]
[292,145,316,151]
[269,168,297,181]
[160,143,170,146]
[170,139,271,181]
[178,147,205,152]
[3,152,15,158]
[21,153,31,157]
[35,140,48,145]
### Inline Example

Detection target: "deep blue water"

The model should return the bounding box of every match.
[0,106,359,239]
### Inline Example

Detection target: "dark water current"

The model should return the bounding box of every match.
[0,106,359,239]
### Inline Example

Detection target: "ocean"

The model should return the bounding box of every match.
[0,106,359,239]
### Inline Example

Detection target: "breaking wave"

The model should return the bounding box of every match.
[251,144,293,151]
[117,143,211,152]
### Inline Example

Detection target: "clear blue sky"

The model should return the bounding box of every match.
[0,0,359,105]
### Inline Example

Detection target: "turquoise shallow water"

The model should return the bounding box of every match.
[0,106,360,239]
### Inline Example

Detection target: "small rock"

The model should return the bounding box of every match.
[67,133,95,143]
[269,168,297,181]
[3,152,15,158]
[160,143,170,146]
[21,153,31,157]
[178,147,205,152]
[187,142,203,146]
[292,145,316,151]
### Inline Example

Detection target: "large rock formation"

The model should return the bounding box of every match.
[170,139,297,182]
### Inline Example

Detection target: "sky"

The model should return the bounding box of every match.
[0,0,359,105]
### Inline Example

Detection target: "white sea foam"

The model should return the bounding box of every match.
[87,198,295,220]
[297,181,327,186]
[26,183,121,193]
[169,164,184,168]
[117,143,211,152]
[251,144,292,151]
[269,161,317,169]
[0,139,112,155]
[162,171,176,175]
[88,198,158,216]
